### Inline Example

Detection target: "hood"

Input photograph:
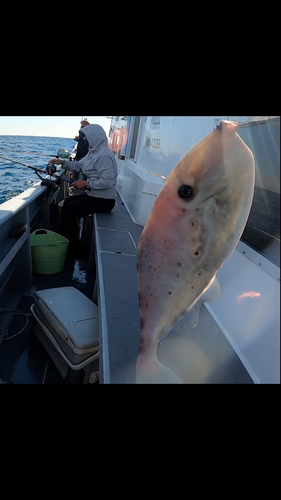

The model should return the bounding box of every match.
[81,124,108,151]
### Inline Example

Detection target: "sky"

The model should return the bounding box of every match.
[0,116,112,138]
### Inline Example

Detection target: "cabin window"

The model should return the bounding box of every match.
[239,118,280,267]
[124,116,141,160]
[150,116,161,130]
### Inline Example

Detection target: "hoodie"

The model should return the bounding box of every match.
[63,124,118,200]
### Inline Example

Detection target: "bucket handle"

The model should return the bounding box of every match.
[35,229,48,235]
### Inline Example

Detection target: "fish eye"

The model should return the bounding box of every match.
[178,185,194,199]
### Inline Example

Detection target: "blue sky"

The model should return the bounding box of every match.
[0,116,111,138]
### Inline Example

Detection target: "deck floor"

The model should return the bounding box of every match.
[0,294,64,384]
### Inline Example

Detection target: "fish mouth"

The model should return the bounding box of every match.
[204,187,227,203]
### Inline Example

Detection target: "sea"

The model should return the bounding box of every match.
[0,135,75,205]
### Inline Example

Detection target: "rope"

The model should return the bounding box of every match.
[0,308,29,341]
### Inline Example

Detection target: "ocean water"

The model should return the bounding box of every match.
[0,135,75,205]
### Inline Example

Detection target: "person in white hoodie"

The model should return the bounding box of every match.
[49,124,117,245]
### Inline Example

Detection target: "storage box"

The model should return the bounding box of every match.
[30,287,99,383]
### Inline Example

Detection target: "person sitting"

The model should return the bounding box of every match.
[49,124,117,247]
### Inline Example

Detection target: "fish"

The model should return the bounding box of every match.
[136,120,255,383]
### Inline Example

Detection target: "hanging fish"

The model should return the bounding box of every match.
[136,120,255,383]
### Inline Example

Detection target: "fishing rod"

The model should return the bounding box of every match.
[0,155,72,183]
[0,155,45,171]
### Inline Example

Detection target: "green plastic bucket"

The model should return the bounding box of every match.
[30,229,69,275]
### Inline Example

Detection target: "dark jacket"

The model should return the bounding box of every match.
[75,130,89,160]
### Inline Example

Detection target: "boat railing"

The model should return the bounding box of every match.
[0,184,55,341]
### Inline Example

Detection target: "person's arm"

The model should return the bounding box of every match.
[48,157,84,173]
[63,158,84,172]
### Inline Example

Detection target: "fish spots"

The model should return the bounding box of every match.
[191,222,194,226]
[176,274,180,278]
[168,291,172,295]
[177,263,182,266]
[194,251,199,256]
[182,208,186,213]
[139,335,145,353]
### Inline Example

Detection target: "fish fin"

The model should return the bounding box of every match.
[163,277,221,341]
[136,355,183,384]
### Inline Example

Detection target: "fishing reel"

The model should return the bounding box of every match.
[31,163,64,195]
[32,163,59,186]
[42,163,62,183]
[46,163,57,177]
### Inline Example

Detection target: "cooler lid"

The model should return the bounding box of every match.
[73,318,98,338]
[35,287,99,350]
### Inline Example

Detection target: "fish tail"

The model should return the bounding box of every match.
[136,354,183,384]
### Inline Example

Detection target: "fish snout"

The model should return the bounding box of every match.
[216,120,239,133]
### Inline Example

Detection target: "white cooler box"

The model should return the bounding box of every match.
[30,286,99,383]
